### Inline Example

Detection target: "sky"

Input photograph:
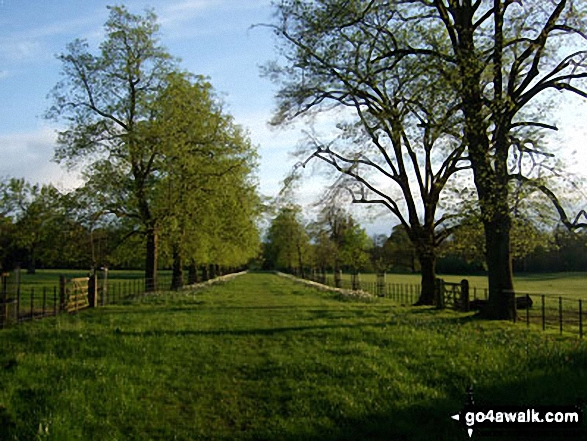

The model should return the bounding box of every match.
[1,0,586,236]
[0,0,341,227]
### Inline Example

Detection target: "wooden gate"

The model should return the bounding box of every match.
[435,278,470,312]
[60,276,90,313]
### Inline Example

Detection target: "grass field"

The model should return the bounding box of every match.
[0,272,586,440]
[7,269,172,292]
[337,271,587,299]
[8,269,587,299]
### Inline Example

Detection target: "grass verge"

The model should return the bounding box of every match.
[0,272,585,440]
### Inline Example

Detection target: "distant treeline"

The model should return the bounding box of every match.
[262,205,587,275]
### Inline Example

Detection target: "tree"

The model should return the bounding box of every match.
[411,0,587,317]
[265,0,468,304]
[149,73,260,289]
[0,178,76,273]
[339,221,371,273]
[47,5,177,291]
[384,225,418,273]
[310,205,372,282]
[265,205,311,275]
[425,0,587,318]
[267,0,587,317]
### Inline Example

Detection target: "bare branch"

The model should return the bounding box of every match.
[508,173,587,230]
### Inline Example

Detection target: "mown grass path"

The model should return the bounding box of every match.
[0,272,586,440]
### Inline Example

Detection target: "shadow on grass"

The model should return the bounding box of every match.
[96,304,395,317]
[219,368,586,441]
[115,321,391,338]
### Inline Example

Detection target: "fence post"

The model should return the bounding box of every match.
[0,272,9,328]
[507,291,516,323]
[435,278,444,309]
[377,272,386,297]
[59,275,67,312]
[101,268,108,306]
[15,268,21,322]
[460,279,470,312]
[579,300,583,339]
[351,271,361,290]
[88,274,98,308]
[334,270,342,288]
[541,294,546,331]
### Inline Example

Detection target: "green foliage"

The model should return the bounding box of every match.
[309,207,371,272]
[149,72,261,271]
[338,220,371,271]
[264,205,311,271]
[381,225,418,272]
[0,178,93,272]
[267,0,587,316]
[45,5,260,280]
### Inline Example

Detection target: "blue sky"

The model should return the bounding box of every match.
[0,0,389,234]
[1,0,586,236]
[0,1,292,191]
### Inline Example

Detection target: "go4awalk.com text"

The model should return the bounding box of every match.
[451,405,583,438]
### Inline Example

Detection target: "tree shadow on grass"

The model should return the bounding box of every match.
[115,321,391,339]
[224,367,586,441]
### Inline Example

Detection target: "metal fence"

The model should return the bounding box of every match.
[294,270,587,338]
[0,270,180,328]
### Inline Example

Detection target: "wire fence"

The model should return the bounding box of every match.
[511,292,586,338]
[0,269,243,328]
[293,270,587,338]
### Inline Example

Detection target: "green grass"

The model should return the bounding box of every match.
[338,271,587,299]
[11,269,172,291]
[1,270,174,314]
[0,273,586,440]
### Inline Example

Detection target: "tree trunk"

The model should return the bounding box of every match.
[452,9,515,320]
[415,249,436,306]
[145,228,158,292]
[187,261,199,285]
[27,246,36,275]
[481,217,515,319]
[296,243,305,278]
[171,244,183,290]
[334,262,341,288]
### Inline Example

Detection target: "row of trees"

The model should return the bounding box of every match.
[1,6,261,289]
[263,204,587,277]
[265,0,587,318]
[263,205,371,278]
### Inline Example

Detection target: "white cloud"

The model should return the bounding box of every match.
[0,39,45,62]
[0,12,103,63]
[0,128,82,190]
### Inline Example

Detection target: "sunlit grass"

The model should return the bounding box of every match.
[0,273,585,440]
[336,271,587,298]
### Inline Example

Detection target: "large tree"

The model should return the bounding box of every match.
[47,5,177,291]
[266,0,468,304]
[267,0,587,316]
[149,73,260,289]
[419,0,587,318]
[309,206,371,286]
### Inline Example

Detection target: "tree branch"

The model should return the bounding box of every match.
[508,173,587,229]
